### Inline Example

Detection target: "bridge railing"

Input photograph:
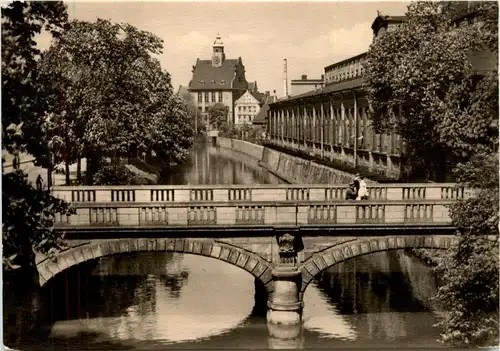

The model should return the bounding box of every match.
[54,199,455,230]
[51,183,468,204]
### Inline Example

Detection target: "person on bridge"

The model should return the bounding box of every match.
[345,182,357,200]
[356,176,368,200]
[36,174,44,192]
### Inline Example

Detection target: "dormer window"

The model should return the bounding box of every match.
[220,80,226,85]
[199,80,205,84]
[210,80,215,84]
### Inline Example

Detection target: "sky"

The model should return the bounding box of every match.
[40,1,411,97]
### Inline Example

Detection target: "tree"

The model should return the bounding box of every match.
[178,90,204,135]
[207,103,230,130]
[39,19,194,180]
[364,1,498,180]
[2,171,75,271]
[433,152,499,347]
[2,1,73,272]
[365,2,499,346]
[2,1,69,189]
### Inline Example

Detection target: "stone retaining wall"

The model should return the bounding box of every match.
[218,137,370,184]
[232,139,264,160]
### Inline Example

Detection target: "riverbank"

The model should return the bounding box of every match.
[407,248,445,267]
[2,152,88,186]
[217,137,373,184]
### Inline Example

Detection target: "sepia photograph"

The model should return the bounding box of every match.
[1,0,498,350]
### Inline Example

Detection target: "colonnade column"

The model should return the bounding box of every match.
[303,104,307,151]
[267,233,303,341]
[340,94,346,160]
[312,104,317,155]
[281,110,285,146]
[353,90,358,168]
[269,110,273,142]
[287,109,291,145]
[330,98,335,161]
[274,111,279,144]
[320,102,324,159]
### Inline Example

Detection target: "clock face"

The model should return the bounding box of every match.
[214,56,220,64]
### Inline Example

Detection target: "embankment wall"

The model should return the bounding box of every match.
[217,137,370,184]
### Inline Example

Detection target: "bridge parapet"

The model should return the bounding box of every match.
[51,183,467,204]
[54,199,454,230]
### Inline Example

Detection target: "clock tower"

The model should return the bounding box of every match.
[212,33,225,67]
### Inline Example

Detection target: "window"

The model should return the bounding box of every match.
[204,92,209,102]
[198,92,202,102]
[210,80,215,84]
[220,80,226,85]
[211,92,216,102]
[238,106,241,112]
[218,91,223,102]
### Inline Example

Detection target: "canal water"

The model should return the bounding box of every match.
[17,143,445,350]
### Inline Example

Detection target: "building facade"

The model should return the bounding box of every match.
[188,34,248,124]
[267,14,408,180]
[267,79,403,180]
[290,74,324,96]
[234,90,263,126]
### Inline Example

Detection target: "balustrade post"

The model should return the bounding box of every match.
[267,233,304,340]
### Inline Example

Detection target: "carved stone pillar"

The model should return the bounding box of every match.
[267,234,304,340]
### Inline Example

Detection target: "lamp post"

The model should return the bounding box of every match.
[44,114,53,191]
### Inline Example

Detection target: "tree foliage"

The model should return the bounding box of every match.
[38,19,194,175]
[366,2,499,346]
[433,153,499,347]
[2,1,73,272]
[365,1,498,179]
[2,1,68,166]
[2,171,75,271]
[207,103,230,130]
[92,163,152,186]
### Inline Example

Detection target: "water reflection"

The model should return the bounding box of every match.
[302,251,443,347]
[159,143,287,185]
[30,250,445,350]
[46,254,255,347]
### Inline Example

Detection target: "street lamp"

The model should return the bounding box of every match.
[44,113,54,191]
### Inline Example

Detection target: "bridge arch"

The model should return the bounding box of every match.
[37,238,274,294]
[299,235,456,298]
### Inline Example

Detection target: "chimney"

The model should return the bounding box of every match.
[283,59,288,97]
[301,74,307,80]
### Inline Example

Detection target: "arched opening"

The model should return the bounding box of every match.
[38,239,273,291]
[300,244,449,344]
[34,249,270,349]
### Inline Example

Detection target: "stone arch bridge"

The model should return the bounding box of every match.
[37,234,456,296]
[39,182,465,333]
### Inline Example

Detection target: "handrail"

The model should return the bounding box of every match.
[51,183,461,190]
[66,199,457,208]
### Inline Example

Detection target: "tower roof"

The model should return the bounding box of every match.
[213,33,224,47]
